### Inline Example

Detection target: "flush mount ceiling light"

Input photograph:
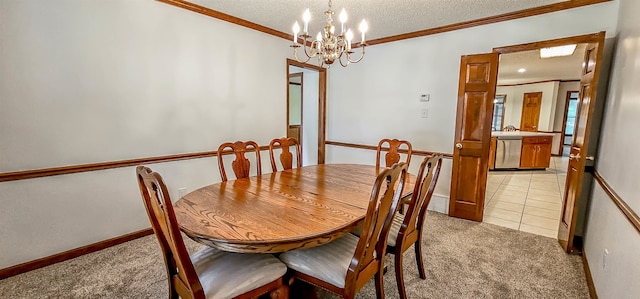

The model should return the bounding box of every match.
[518,68,526,73]
[290,0,368,68]
[540,44,577,58]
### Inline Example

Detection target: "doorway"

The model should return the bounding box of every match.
[286,59,327,165]
[484,45,584,237]
[480,33,605,246]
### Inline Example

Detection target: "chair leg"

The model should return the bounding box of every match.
[395,252,408,299]
[375,272,385,299]
[415,235,426,279]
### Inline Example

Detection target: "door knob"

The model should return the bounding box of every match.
[455,143,463,150]
[569,154,581,160]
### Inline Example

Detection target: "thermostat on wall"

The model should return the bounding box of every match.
[419,94,430,102]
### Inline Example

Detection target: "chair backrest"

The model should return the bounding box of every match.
[345,162,408,296]
[400,155,443,243]
[217,140,262,182]
[376,139,413,168]
[136,166,204,299]
[269,137,302,172]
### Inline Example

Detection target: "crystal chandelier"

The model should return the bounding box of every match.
[291,0,368,68]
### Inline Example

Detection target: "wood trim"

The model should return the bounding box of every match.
[366,0,611,46]
[287,58,326,72]
[156,0,291,40]
[582,249,599,299]
[560,80,582,83]
[159,0,610,47]
[0,146,276,183]
[497,79,580,87]
[325,140,453,159]
[0,228,153,280]
[593,170,640,234]
[494,32,606,54]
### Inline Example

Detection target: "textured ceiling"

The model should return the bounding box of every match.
[191,0,566,42]
[498,44,587,85]
[182,0,587,83]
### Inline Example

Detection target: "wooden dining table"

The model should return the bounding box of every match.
[174,164,415,254]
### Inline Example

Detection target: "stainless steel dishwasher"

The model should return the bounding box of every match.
[495,136,522,169]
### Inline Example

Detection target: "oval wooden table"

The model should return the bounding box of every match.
[174,164,414,253]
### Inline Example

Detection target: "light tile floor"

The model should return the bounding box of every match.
[484,156,569,238]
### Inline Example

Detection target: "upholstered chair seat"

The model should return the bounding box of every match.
[278,163,409,299]
[385,155,443,299]
[136,166,287,299]
[385,213,406,248]
[279,234,358,289]
[192,247,287,298]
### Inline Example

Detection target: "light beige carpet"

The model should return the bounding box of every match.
[0,211,590,298]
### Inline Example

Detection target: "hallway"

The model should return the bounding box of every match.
[484,156,569,238]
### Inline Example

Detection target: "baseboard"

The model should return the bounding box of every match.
[427,194,449,214]
[582,249,598,299]
[0,228,153,280]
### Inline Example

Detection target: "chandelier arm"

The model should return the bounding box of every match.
[302,39,320,59]
[346,45,366,63]
[339,55,350,67]
[293,47,313,64]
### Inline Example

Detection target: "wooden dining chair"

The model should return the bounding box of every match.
[136,166,288,299]
[217,140,262,182]
[376,139,413,168]
[385,155,443,299]
[279,163,408,299]
[268,137,301,172]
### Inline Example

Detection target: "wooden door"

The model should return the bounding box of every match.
[449,53,498,221]
[520,92,542,131]
[558,35,604,253]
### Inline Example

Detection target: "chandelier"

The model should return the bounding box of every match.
[291,0,368,68]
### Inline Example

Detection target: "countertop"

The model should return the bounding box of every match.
[491,131,555,137]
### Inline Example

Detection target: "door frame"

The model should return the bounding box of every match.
[286,59,327,164]
[491,32,605,252]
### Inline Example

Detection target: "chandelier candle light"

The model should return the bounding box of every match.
[291,0,368,68]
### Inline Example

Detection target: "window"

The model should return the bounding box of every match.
[492,95,506,131]
[564,91,579,145]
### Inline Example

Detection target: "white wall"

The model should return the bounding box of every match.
[497,81,560,131]
[326,2,619,211]
[0,0,290,269]
[288,84,302,125]
[290,66,319,166]
[585,0,640,296]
